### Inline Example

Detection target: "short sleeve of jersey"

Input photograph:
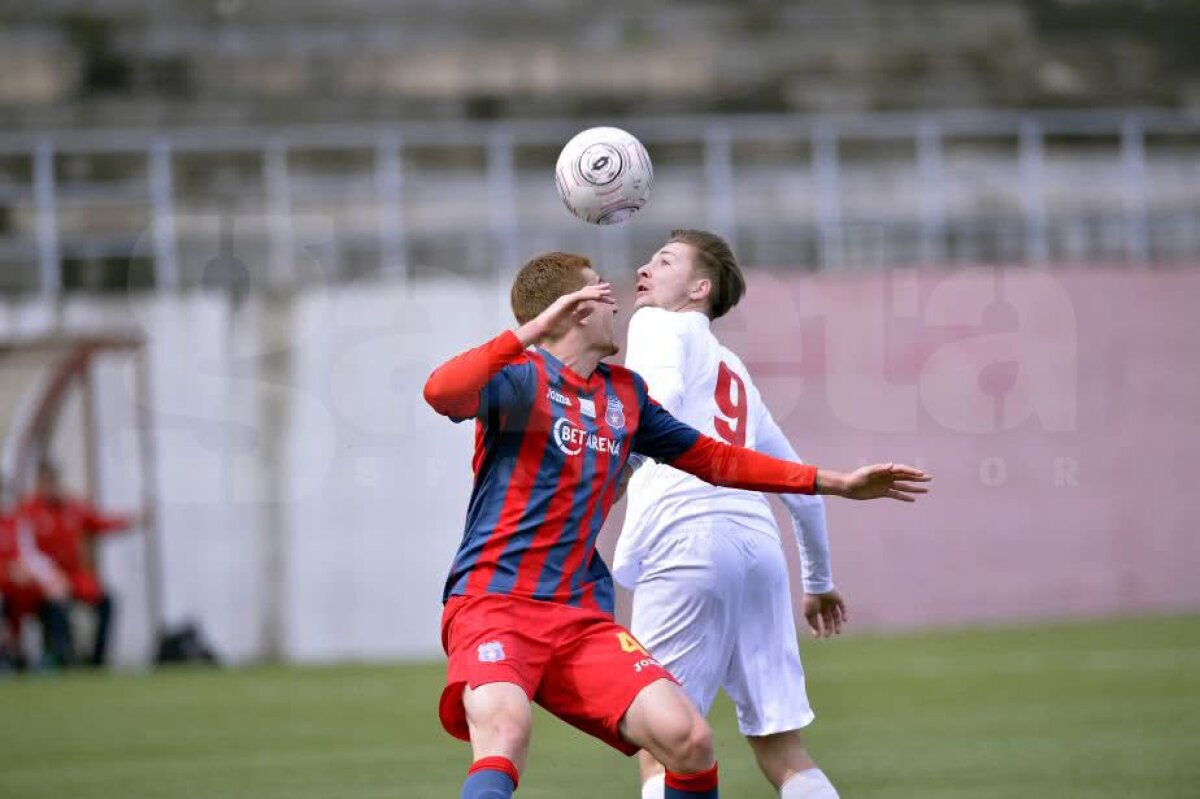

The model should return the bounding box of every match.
[629,371,701,461]
[470,360,537,424]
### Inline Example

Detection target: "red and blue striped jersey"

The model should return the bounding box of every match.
[425,330,818,617]
[446,348,697,614]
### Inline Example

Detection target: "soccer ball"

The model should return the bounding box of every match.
[555,127,653,225]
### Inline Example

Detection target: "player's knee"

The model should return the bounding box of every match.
[472,715,531,756]
[478,706,530,745]
[491,715,532,752]
[657,715,714,774]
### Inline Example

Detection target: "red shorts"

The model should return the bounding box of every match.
[68,570,103,604]
[439,593,677,756]
[0,579,44,634]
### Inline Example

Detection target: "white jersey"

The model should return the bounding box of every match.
[613,306,833,593]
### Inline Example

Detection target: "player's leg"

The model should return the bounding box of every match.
[460,681,531,798]
[627,528,744,798]
[89,591,114,666]
[726,534,837,797]
[439,596,553,799]
[746,732,837,798]
[38,597,74,667]
[636,750,667,799]
[619,678,719,798]
[534,605,719,798]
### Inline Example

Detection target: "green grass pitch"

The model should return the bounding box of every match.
[1,614,1197,798]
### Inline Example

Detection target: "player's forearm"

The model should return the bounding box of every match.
[668,436,818,494]
[754,422,834,588]
[753,408,841,497]
[513,316,552,348]
[423,330,525,417]
[669,436,875,499]
[784,500,834,594]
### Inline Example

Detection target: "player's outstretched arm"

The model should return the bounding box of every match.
[666,436,930,502]
[423,282,614,418]
[630,375,931,500]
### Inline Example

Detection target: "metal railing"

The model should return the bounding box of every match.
[1,108,1199,294]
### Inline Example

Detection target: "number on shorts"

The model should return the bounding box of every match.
[713,361,747,447]
[617,631,649,656]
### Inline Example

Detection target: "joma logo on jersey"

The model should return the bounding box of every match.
[552,417,621,457]
[477,641,506,663]
[633,657,661,673]
[547,387,573,407]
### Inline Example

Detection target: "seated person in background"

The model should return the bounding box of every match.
[16,462,132,667]
[1,480,74,669]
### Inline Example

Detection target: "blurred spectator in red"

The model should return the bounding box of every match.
[1,477,74,669]
[15,461,132,667]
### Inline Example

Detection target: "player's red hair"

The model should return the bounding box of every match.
[510,251,592,325]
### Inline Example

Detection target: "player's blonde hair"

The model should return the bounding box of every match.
[510,251,592,326]
[668,229,745,319]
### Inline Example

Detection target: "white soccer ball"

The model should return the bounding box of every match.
[555,127,653,225]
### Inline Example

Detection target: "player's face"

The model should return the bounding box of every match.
[579,267,619,357]
[634,243,703,312]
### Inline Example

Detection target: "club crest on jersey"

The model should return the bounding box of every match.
[547,387,572,407]
[553,417,621,457]
[605,396,626,429]
[477,641,506,663]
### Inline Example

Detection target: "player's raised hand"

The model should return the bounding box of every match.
[803,590,847,638]
[516,282,616,345]
[817,463,931,501]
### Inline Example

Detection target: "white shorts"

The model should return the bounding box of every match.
[630,523,814,737]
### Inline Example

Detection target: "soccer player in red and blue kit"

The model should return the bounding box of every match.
[424,252,930,799]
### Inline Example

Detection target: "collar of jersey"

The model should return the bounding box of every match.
[535,346,606,389]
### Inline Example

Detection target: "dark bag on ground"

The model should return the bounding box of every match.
[155,622,219,665]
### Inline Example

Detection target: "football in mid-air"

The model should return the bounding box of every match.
[555,127,653,225]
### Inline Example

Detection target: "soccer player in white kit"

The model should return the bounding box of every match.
[616,230,853,799]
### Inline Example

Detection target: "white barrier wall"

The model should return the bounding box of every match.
[281,279,515,663]
[2,267,1198,666]
[1,281,522,665]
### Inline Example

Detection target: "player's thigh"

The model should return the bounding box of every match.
[619,676,714,774]
[630,529,745,717]
[725,536,814,736]
[536,617,677,757]
[462,681,535,771]
[439,596,552,746]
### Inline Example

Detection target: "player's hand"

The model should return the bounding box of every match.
[802,590,847,637]
[818,463,930,501]
[516,282,616,345]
